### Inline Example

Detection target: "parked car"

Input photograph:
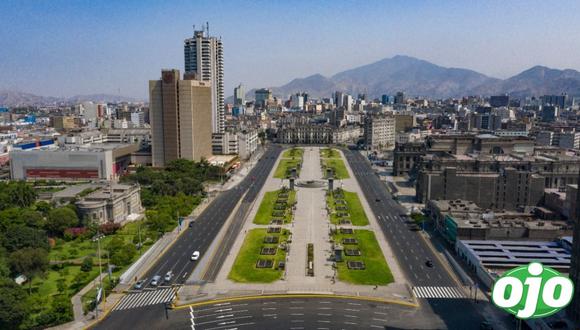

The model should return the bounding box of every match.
[150,275,161,286]
[191,251,201,261]
[164,271,173,282]
[425,259,433,268]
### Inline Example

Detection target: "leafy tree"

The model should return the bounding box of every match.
[9,248,49,293]
[69,271,89,292]
[107,237,136,266]
[0,277,29,330]
[80,257,93,273]
[56,276,67,293]
[145,210,171,233]
[0,182,37,210]
[21,209,45,228]
[0,208,25,232]
[48,294,73,324]
[10,182,37,208]
[34,201,53,216]
[35,294,73,327]
[110,242,136,266]
[46,207,78,236]
[3,225,49,252]
[0,253,11,278]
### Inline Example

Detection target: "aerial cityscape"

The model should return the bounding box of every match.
[1,1,580,329]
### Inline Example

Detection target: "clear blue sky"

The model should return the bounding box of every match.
[1,0,580,99]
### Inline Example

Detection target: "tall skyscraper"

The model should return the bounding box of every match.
[149,69,212,167]
[234,83,244,107]
[334,91,344,108]
[184,25,224,134]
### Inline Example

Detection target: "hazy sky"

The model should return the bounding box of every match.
[1,0,580,99]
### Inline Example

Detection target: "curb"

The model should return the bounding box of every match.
[172,292,419,310]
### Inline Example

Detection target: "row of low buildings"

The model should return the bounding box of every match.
[393,134,580,211]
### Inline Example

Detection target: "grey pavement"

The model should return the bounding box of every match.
[284,147,333,284]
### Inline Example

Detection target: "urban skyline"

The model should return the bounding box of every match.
[2,0,580,99]
[1,2,580,330]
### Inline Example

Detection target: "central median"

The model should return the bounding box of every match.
[320,148,350,179]
[228,228,290,283]
[253,188,296,225]
[274,147,303,178]
[326,188,369,226]
[331,229,393,285]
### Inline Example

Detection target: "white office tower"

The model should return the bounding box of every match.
[184,25,224,133]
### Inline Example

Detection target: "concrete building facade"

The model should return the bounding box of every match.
[10,143,138,181]
[75,183,143,224]
[149,69,212,167]
[364,114,395,150]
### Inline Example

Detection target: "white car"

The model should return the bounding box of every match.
[150,275,161,286]
[164,271,173,282]
[191,251,201,261]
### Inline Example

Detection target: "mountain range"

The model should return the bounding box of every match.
[0,90,143,107]
[247,55,580,100]
[4,55,580,107]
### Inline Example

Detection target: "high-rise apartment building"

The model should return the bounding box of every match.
[149,69,212,167]
[184,26,224,133]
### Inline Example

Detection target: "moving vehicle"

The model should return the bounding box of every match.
[150,275,161,286]
[134,279,145,289]
[164,271,173,282]
[191,251,201,261]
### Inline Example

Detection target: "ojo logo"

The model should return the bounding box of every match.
[492,262,574,319]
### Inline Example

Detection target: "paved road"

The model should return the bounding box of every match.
[202,146,281,281]
[97,296,442,330]
[342,149,486,328]
[94,146,490,329]
[106,146,282,313]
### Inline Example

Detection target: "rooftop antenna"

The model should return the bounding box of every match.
[206,21,209,36]
[193,24,195,33]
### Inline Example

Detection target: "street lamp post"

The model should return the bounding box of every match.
[137,221,143,255]
[92,232,106,319]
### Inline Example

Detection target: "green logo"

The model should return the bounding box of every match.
[491,262,574,319]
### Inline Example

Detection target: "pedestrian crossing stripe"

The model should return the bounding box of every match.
[412,286,465,299]
[114,288,175,311]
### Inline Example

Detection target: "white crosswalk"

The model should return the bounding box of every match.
[412,286,465,299]
[114,288,176,311]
